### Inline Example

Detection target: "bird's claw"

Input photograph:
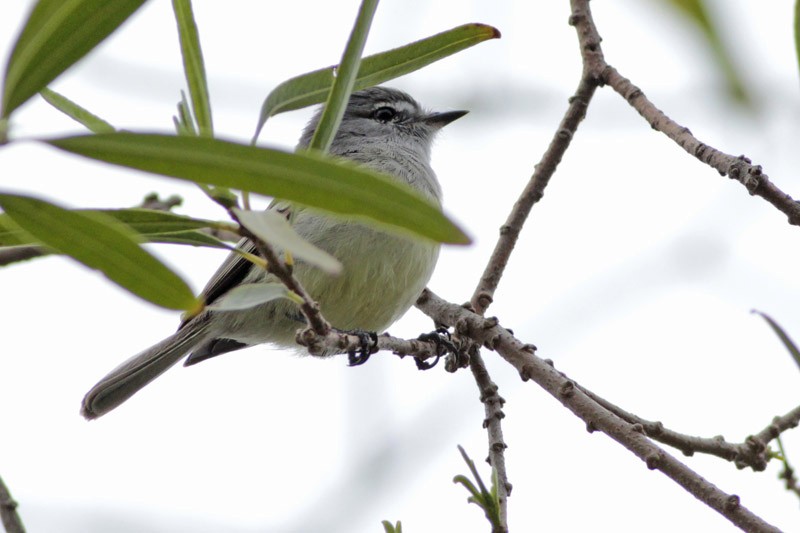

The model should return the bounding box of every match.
[346,330,378,366]
[414,328,457,370]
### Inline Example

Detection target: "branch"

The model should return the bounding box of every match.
[0,247,43,267]
[456,23,601,530]
[470,77,596,316]
[468,348,511,530]
[577,384,800,472]
[295,328,448,363]
[221,206,331,337]
[569,0,800,226]
[416,289,782,533]
[0,475,25,533]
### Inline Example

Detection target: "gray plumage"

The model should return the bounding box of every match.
[81,87,467,419]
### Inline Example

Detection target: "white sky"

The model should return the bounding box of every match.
[2,1,800,532]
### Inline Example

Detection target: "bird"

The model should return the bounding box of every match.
[80,86,467,419]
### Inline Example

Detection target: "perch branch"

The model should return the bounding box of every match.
[416,288,781,533]
[577,384,800,472]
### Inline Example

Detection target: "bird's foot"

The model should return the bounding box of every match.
[345,329,379,366]
[414,328,458,370]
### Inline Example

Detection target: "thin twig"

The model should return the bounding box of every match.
[220,206,331,337]
[752,406,800,447]
[577,384,800,472]
[0,247,43,266]
[469,348,511,531]
[295,327,446,363]
[0,475,25,533]
[570,0,800,226]
[416,288,781,533]
[470,77,597,316]
[453,20,601,531]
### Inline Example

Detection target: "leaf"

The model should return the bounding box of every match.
[206,282,291,311]
[172,0,213,137]
[752,310,800,372]
[0,217,32,248]
[0,230,230,268]
[308,0,379,153]
[253,23,500,142]
[0,193,198,311]
[234,208,341,275]
[0,208,226,247]
[2,0,148,118]
[174,91,197,136]
[146,230,231,248]
[46,133,470,244]
[452,474,481,499]
[661,0,749,104]
[40,88,115,133]
[795,0,800,83]
[454,445,502,527]
[381,520,402,533]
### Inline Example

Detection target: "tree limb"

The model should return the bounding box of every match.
[570,0,800,226]
[470,77,596,317]
[416,288,782,533]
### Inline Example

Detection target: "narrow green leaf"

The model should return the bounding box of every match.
[0,208,226,247]
[172,0,213,137]
[795,0,800,82]
[174,91,197,136]
[0,231,230,268]
[662,0,749,104]
[2,0,148,118]
[454,445,502,527]
[380,520,402,533]
[206,282,290,311]
[147,230,231,248]
[101,208,230,233]
[0,193,198,311]
[253,23,500,142]
[753,310,800,372]
[46,133,470,244]
[234,208,342,275]
[308,0,379,153]
[458,444,490,496]
[452,474,482,499]
[0,216,32,247]
[40,88,115,133]
[172,88,238,203]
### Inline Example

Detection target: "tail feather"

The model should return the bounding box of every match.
[81,318,212,420]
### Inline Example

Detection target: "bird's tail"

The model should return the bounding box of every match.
[81,318,213,420]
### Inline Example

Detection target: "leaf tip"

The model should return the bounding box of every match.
[443,225,472,246]
[468,23,502,40]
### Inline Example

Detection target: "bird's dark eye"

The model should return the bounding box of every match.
[372,106,397,123]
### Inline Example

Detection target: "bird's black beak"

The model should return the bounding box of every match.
[421,110,468,129]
